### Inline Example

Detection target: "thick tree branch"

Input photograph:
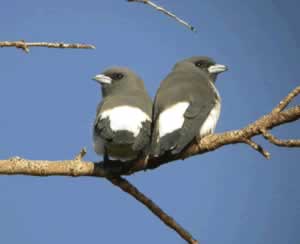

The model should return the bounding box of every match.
[108,176,198,244]
[127,0,196,32]
[0,40,95,53]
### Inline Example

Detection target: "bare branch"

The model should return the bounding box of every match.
[272,86,300,113]
[242,138,270,159]
[0,40,96,53]
[261,129,300,147]
[74,148,87,161]
[0,158,97,177]
[127,0,196,32]
[107,176,198,244]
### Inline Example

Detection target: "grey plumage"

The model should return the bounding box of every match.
[93,67,152,161]
[151,56,228,156]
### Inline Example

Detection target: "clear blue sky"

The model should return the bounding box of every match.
[0,1,299,243]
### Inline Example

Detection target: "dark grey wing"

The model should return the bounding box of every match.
[152,92,161,123]
[170,74,219,154]
[93,116,114,141]
[155,129,181,156]
[94,101,112,139]
[171,99,215,154]
[150,92,164,156]
[150,76,189,156]
[132,120,152,153]
[150,123,160,156]
[153,100,212,156]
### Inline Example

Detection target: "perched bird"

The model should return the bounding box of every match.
[151,56,228,156]
[92,67,152,161]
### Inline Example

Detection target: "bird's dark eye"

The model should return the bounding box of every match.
[195,61,204,67]
[111,73,124,80]
[195,61,211,69]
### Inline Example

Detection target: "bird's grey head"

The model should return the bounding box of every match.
[93,67,145,97]
[175,56,228,82]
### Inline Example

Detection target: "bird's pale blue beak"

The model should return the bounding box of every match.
[92,74,112,84]
[208,64,228,74]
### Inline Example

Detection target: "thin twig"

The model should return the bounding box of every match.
[107,176,198,244]
[74,148,87,161]
[242,139,270,159]
[0,40,96,53]
[272,86,300,113]
[127,0,196,32]
[261,129,300,147]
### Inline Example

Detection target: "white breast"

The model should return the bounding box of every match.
[157,102,190,139]
[100,105,151,137]
[199,101,221,137]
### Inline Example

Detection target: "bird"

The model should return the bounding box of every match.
[92,67,152,162]
[151,56,228,157]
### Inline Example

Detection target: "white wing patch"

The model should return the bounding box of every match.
[158,102,189,139]
[100,106,151,137]
[199,101,221,137]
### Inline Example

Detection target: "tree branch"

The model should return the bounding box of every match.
[272,86,300,113]
[261,129,300,147]
[127,0,196,32]
[107,176,198,244]
[0,40,96,53]
[74,148,87,161]
[1,86,300,244]
[242,138,270,159]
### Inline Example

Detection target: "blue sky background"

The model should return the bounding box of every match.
[0,0,299,243]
